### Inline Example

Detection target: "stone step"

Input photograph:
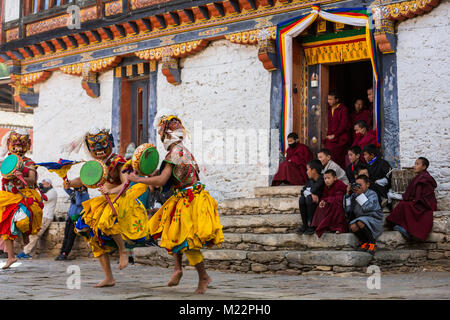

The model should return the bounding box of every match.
[219,197,298,215]
[221,232,359,250]
[220,214,301,233]
[219,230,447,251]
[254,186,302,198]
[134,247,431,273]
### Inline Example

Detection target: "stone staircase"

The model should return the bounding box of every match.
[135,186,450,274]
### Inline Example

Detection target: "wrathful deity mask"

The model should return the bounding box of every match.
[85,130,114,160]
[7,131,31,156]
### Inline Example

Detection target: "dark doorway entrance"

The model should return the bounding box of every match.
[328,60,373,116]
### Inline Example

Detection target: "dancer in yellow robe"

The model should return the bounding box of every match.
[127,114,224,294]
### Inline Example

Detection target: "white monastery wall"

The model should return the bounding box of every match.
[33,70,114,214]
[396,1,450,209]
[157,40,272,201]
[3,0,20,22]
[0,110,33,128]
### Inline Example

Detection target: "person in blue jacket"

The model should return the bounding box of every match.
[55,181,89,261]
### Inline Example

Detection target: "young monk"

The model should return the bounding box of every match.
[344,174,383,255]
[296,160,324,235]
[127,114,224,294]
[352,120,377,151]
[345,146,362,184]
[386,157,437,241]
[351,98,372,131]
[272,132,313,186]
[363,144,392,204]
[324,91,351,168]
[317,149,349,185]
[311,169,348,237]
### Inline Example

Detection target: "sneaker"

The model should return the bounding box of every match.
[296,226,307,234]
[393,225,411,239]
[366,243,377,255]
[357,243,369,252]
[128,255,135,265]
[55,254,67,261]
[304,227,315,236]
[16,252,32,259]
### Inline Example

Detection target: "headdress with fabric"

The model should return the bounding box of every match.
[0,128,32,160]
[154,111,190,151]
[60,128,115,161]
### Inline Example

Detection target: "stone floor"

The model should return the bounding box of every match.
[0,257,449,300]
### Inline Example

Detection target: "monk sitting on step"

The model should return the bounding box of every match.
[386,157,437,241]
[311,169,348,238]
[272,132,313,186]
[344,174,383,255]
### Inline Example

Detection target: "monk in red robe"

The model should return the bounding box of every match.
[386,157,437,241]
[311,169,348,237]
[272,132,313,186]
[367,87,374,129]
[324,92,351,168]
[352,120,377,151]
[351,98,372,131]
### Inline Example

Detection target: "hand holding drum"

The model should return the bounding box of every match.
[79,160,119,216]
[1,154,28,186]
[113,143,159,203]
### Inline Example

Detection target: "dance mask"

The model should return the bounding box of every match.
[7,131,31,157]
[157,115,186,150]
[85,129,114,160]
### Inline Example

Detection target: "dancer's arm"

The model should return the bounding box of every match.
[127,163,173,187]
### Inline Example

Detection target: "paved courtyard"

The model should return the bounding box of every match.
[0,257,449,300]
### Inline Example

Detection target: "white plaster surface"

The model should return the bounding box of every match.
[3,0,20,22]
[156,40,273,201]
[396,1,450,209]
[0,110,33,127]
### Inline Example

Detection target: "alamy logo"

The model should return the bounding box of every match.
[67,5,81,30]
[366,265,381,290]
[66,265,81,289]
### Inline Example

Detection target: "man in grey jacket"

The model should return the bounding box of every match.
[318,149,349,185]
[344,174,383,255]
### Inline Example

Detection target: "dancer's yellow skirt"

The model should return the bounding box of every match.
[0,188,43,240]
[75,183,151,258]
[149,183,224,265]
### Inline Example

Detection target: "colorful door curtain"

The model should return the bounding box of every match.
[277,5,380,153]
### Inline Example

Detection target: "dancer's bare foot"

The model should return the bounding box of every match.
[118,251,128,270]
[168,269,183,287]
[94,278,115,288]
[194,275,211,294]
[2,257,18,269]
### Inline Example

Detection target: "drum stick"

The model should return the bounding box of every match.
[113,181,130,204]
[104,193,118,217]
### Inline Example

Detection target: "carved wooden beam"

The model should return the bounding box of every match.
[161,54,181,85]
[386,0,440,21]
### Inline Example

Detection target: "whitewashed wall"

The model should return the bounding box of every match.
[3,0,20,22]
[0,110,33,127]
[156,40,272,201]
[33,70,114,215]
[396,1,450,209]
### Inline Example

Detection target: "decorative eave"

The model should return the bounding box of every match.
[385,0,440,21]
[134,39,209,61]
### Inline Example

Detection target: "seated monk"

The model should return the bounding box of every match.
[351,98,372,133]
[386,157,437,241]
[311,169,348,237]
[352,120,377,151]
[272,132,313,186]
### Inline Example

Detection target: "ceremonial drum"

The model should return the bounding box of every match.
[0,154,24,180]
[131,143,159,176]
[80,160,108,188]
[391,167,415,194]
